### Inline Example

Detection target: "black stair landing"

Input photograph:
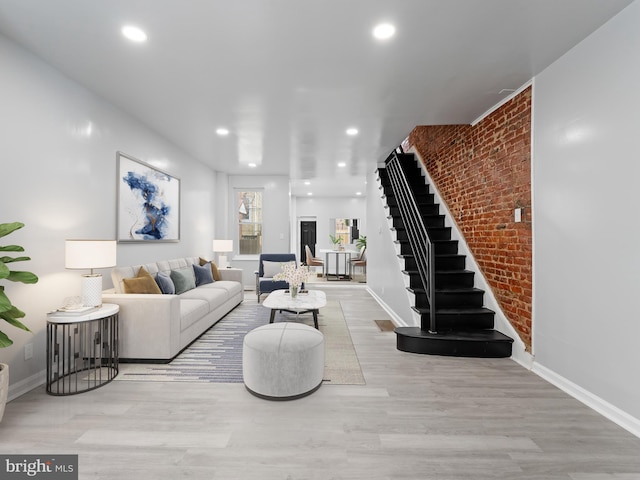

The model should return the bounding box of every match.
[378,153,514,359]
[395,327,514,358]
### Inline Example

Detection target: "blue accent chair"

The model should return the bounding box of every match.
[255,253,298,303]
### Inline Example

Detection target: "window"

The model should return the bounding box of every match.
[334,218,350,245]
[237,190,263,255]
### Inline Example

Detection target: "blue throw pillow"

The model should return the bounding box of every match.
[155,271,175,294]
[193,262,214,286]
[170,267,196,294]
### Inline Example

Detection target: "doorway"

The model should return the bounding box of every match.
[300,221,317,262]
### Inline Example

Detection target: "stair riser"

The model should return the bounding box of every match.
[413,291,484,308]
[427,227,451,241]
[407,272,474,289]
[396,334,512,358]
[399,241,458,255]
[404,255,467,271]
[396,227,451,242]
[418,311,494,329]
[436,255,466,270]
[394,216,446,230]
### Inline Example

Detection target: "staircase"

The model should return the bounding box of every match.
[378,152,513,358]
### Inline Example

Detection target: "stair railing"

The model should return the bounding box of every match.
[385,151,437,333]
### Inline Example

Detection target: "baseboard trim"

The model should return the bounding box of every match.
[366,287,408,327]
[8,369,46,402]
[532,362,640,439]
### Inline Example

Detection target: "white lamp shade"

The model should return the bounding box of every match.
[212,239,233,253]
[65,240,117,270]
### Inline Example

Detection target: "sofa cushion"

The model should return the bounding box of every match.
[208,280,242,298]
[155,271,175,294]
[180,298,210,331]
[123,267,162,294]
[193,262,214,286]
[199,257,221,281]
[170,267,196,294]
[181,285,228,309]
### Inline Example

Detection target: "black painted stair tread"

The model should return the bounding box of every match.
[412,306,495,315]
[395,327,513,358]
[396,326,512,342]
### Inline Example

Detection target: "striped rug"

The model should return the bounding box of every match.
[116,296,365,385]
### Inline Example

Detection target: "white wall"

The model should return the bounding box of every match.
[0,34,218,398]
[533,0,640,427]
[294,196,366,252]
[365,169,415,325]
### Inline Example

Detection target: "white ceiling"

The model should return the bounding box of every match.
[0,0,633,197]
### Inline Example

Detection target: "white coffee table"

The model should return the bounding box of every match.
[262,289,327,329]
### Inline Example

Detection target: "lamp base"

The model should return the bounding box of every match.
[81,274,103,307]
[218,254,229,269]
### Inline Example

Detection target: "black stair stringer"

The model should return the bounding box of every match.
[377,153,513,358]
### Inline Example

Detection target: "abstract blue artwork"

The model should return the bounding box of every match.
[117,152,180,242]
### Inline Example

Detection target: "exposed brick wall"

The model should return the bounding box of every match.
[405,87,532,349]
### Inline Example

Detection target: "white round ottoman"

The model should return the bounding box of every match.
[243,322,324,400]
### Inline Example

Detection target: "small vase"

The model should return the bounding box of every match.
[290,286,298,298]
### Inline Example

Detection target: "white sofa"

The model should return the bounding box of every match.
[102,257,243,362]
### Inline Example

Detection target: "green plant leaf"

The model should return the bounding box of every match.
[0,222,24,239]
[0,256,30,264]
[1,311,31,333]
[0,331,13,348]
[0,222,36,348]
[0,288,13,313]
[7,271,39,284]
[0,262,8,279]
[0,245,25,252]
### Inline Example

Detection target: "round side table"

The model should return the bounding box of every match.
[46,303,119,395]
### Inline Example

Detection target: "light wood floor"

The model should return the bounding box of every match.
[2,286,639,479]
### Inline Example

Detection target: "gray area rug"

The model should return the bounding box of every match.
[116,297,365,385]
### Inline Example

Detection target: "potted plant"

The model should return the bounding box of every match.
[0,222,39,422]
[355,235,367,251]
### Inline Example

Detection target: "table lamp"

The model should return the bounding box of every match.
[212,239,233,269]
[65,240,117,307]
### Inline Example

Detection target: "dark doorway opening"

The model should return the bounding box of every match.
[300,221,317,262]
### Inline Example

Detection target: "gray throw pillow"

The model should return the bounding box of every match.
[193,262,214,286]
[155,271,175,294]
[263,260,294,278]
[170,267,196,294]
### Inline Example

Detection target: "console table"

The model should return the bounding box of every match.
[46,303,119,395]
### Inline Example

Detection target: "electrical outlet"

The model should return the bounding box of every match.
[24,342,33,360]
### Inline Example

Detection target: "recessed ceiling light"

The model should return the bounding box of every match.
[346,128,359,136]
[122,25,147,43]
[216,127,229,136]
[304,181,311,185]
[248,163,257,168]
[307,192,313,196]
[338,162,346,168]
[373,23,395,40]
[356,192,362,196]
